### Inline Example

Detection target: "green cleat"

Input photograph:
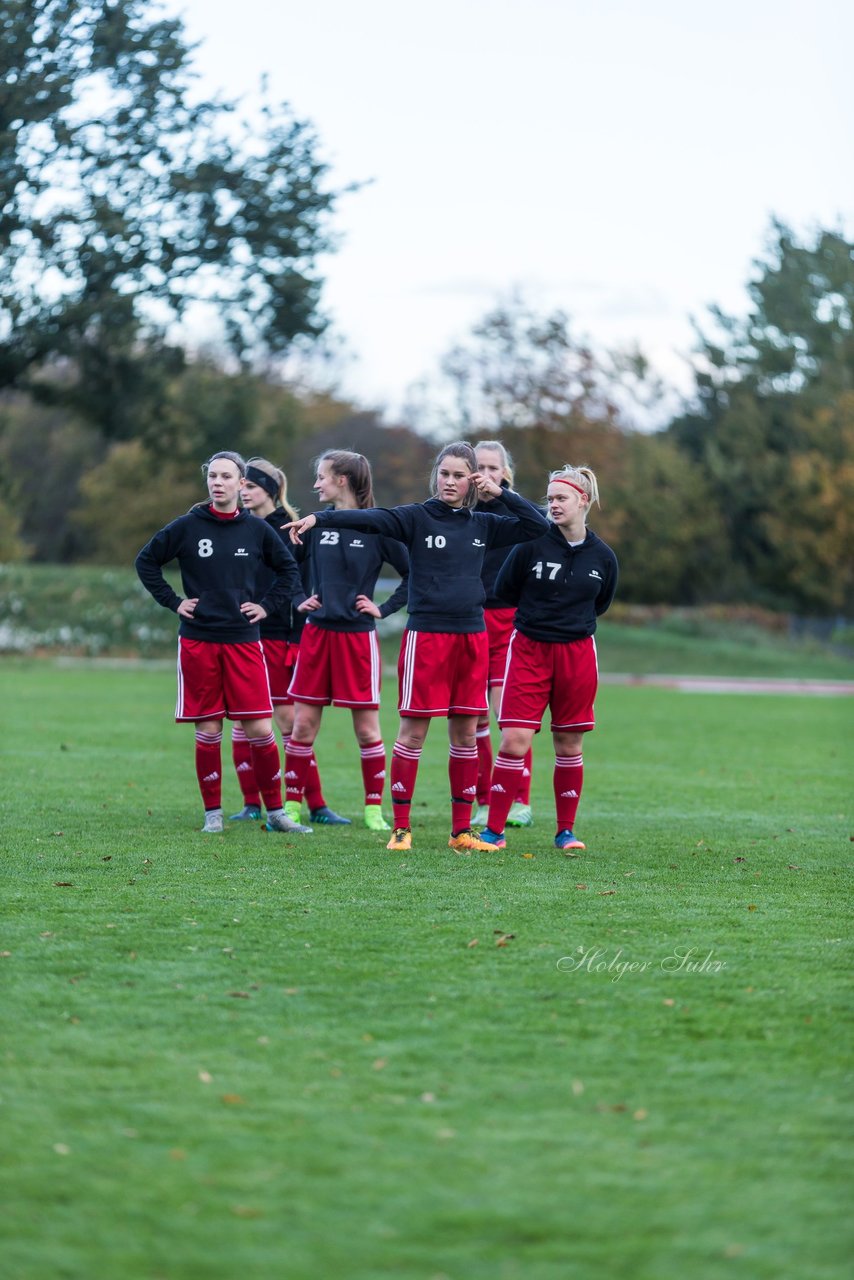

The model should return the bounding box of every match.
[471,803,489,827]
[506,802,533,827]
[364,806,391,831]
[283,800,304,824]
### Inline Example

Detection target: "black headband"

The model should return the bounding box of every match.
[245,465,279,500]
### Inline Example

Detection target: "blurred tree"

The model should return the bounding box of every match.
[671,221,854,613]
[0,0,341,438]
[601,433,730,604]
[411,295,621,437]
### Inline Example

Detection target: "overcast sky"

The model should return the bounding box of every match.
[170,0,853,418]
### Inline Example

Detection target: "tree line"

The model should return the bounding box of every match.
[1,3,852,616]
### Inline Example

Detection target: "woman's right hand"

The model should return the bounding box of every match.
[281,514,317,545]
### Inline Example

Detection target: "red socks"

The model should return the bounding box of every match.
[554,754,583,831]
[195,729,222,810]
[449,743,478,833]
[360,740,387,808]
[248,732,283,812]
[231,726,261,808]
[475,723,493,806]
[486,752,525,833]
[390,740,422,830]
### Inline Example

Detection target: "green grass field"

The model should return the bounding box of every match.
[1,660,851,1280]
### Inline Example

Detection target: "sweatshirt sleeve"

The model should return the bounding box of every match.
[314,505,414,542]
[377,538,410,618]
[135,522,184,612]
[492,543,528,606]
[595,553,619,617]
[258,526,306,617]
[483,489,549,549]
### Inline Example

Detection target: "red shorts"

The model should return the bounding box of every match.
[288,623,381,708]
[498,632,598,732]
[261,638,301,704]
[175,638,273,722]
[484,607,516,686]
[398,629,489,718]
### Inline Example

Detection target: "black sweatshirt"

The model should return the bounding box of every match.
[291,522,409,633]
[475,480,546,607]
[256,510,308,641]
[493,524,618,643]
[135,505,304,643]
[311,488,549,633]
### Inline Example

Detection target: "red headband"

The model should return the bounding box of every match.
[551,477,588,498]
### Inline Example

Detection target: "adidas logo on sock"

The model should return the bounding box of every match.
[236,762,251,772]
[392,782,406,792]
[374,769,386,779]
[463,785,477,795]
[490,783,506,793]
[560,789,579,798]
[367,792,381,801]
[203,771,220,783]
[285,770,298,780]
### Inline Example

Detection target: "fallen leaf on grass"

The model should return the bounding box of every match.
[420,1092,436,1103]
[101,856,112,862]
[227,991,251,999]
[51,831,64,837]
[198,1071,213,1084]
[663,999,675,1007]
[466,939,479,948]
[169,1148,187,1160]
[54,882,74,888]
[598,890,616,896]
[521,853,535,859]
[53,1143,71,1156]
[733,857,747,863]
[0,951,12,958]
[220,1094,244,1105]
[787,864,801,870]
[231,1205,262,1219]
[372,1058,388,1071]
[494,932,516,947]
[747,904,758,912]
[575,884,588,890]
[561,849,580,859]
[571,1079,584,1096]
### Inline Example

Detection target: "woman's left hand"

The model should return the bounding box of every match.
[355,595,381,618]
[241,601,268,624]
[472,471,501,499]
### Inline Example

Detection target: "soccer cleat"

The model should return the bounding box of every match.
[228,804,262,821]
[265,809,313,835]
[478,826,506,849]
[309,805,351,825]
[471,803,489,827]
[448,829,495,852]
[506,802,534,827]
[201,810,224,834]
[284,800,304,824]
[364,806,391,832]
[386,827,412,851]
[555,829,586,851]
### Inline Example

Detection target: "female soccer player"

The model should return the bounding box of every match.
[478,464,618,853]
[284,441,550,853]
[471,440,538,830]
[135,450,312,835]
[284,450,410,831]
[228,457,346,826]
